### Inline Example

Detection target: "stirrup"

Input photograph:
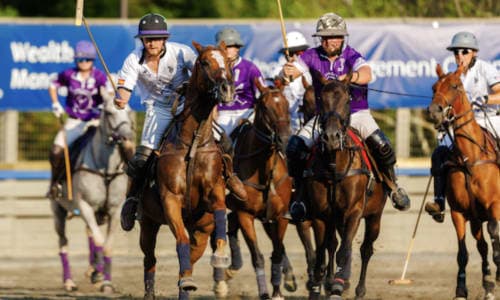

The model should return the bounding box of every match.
[120,197,139,232]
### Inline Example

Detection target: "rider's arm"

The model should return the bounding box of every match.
[353,65,372,85]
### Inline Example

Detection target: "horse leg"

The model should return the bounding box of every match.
[238,212,270,299]
[355,215,381,299]
[486,220,500,282]
[98,206,121,294]
[139,215,160,300]
[50,200,77,292]
[262,219,288,299]
[77,199,106,286]
[225,211,243,279]
[164,196,197,291]
[471,220,495,300]
[296,220,316,291]
[280,250,298,292]
[84,227,96,278]
[451,211,469,299]
[330,209,363,298]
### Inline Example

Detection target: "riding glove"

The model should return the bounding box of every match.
[52,102,65,118]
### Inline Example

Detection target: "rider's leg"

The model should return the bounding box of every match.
[286,135,310,221]
[48,144,65,199]
[120,145,153,231]
[425,145,449,223]
[365,129,410,211]
[218,131,248,202]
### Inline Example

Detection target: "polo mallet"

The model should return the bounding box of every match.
[59,116,73,201]
[75,0,119,95]
[275,0,294,83]
[388,175,433,285]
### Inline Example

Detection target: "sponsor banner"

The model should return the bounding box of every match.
[0,20,499,111]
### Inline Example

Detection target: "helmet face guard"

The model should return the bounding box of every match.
[312,12,348,37]
[215,28,244,47]
[74,40,96,59]
[135,13,170,38]
[447,31,479,51]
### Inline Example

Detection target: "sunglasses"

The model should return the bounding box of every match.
[453,49,471,56]
[76,58,94,63]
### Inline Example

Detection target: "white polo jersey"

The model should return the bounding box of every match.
[461,58,500,116]
[117,41,196,106]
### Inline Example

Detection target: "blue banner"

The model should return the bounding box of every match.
[1,20,499,111]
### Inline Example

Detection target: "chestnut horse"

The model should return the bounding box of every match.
[428,64,500,300]
[138,41,234,300]
[223,82,294,299]
[305,77,386,299]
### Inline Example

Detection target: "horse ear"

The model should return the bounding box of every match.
[436,64,445,78]
[192,41,203,54]
[312,70,329,86]
[219,40,227,52]
[254,77,269,95]
[455,64,464,76]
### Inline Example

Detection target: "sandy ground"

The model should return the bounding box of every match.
[0,176,499,299]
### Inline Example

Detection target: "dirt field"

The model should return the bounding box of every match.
[0,177,498,299]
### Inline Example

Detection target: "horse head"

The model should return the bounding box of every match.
[318,74,352,157]
[299,76,316,124]
[254,78,291,150]
[428,64,472,130]
[100,87,135,152]
[190,41,234,107]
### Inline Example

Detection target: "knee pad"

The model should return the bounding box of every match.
[219,131,233,155]
[365,129,396,167]
[126,146,153,178]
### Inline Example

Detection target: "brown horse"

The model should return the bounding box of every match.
[428,64,500,300]
[304,77,387,299]
[222,81,294,299]
[138,41,234,300]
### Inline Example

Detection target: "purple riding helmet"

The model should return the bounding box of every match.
[74,40,97,59]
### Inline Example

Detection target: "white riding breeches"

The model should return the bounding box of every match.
[141,100,183,150]
[438,111,500,147]
[213,108,254,141]
[54,118,100,147]
[297,109,380,148]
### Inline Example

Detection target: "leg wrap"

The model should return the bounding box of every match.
[59,252,72,281]
[104,256,112,281]
[214,209,227,242]
[176,243,191,274]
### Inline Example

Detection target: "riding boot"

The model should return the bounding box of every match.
[120,145,153,231]
[218,131,248,202]
[47,145,65,200]
[285,135,309,222]
[365,130,410,211]
[425,146,449,223]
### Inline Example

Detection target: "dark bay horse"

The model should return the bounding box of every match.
[305,77,387,299]
[222,82,294,299]
[51,88,135,292]
[138,41,234,299]
[428,64,500,300]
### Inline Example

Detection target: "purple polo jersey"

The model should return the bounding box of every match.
[52,67,107,121]
[218,57,265,111]
[299,45,369,113]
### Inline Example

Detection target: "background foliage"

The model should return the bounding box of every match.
[1,0,499,18]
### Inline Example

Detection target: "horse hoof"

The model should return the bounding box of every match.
[213,280,228,298]
[260,293,271,300]
[90,270,104,284]
[63,279,78,292]
[484,293,495,300]
[271,295,284,300]
[284,273,297,292]
[144,292,155,300]
[225,268,239,280]
[84,265,95,278]
[211,253,230,268]
[328,295,343,300]
[100,280,115,294]
[178,277,198,291]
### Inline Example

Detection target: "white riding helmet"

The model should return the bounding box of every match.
[312,12,348,37]
[281,31,309,54]
[446,31,479,51]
